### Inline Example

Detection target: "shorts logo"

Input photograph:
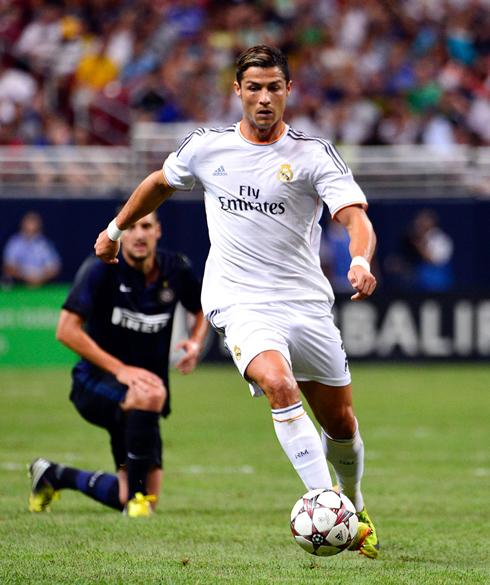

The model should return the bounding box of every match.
[234,345,241,361]
[277,163,293,183]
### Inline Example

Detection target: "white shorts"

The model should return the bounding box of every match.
[208,300,351,397]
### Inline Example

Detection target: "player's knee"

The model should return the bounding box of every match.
[127,385,167,412]
[144,385,167,412]
[260,371,298,408]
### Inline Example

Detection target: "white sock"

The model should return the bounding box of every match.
[321,421,364,512]
[272,401,332,491]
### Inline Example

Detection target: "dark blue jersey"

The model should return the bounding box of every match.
[63,250,202,397]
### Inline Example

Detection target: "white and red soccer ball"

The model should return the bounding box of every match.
[290,488,358,556]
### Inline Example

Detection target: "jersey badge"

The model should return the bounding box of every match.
[234,345,241,361]
[158,281,175,305]
[119,283,132,293]
[277,163,293,183]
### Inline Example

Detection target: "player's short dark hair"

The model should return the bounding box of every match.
[236,45,290,86]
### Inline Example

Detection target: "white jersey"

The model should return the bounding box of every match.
[163,122,367,316]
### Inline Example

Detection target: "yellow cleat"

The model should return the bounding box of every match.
[28,458,60,512]
[347,521,373,554]
[356,508,380,559]
[123,492,157,518]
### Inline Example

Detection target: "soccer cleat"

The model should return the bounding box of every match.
[28,458,60,512]
[123,492,157,518]
[347,520,373,554]
[356,508,380,559]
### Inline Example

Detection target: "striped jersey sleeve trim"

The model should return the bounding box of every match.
[209,124,236,134]
[176,127,206,156]
[287,128,349,174]
[176,125,235,156]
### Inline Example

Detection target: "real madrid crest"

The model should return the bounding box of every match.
[277,163,293,183]
[234,345,242,361]
[158,281,175,305]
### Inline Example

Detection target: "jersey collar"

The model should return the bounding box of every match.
[237,121,288,146]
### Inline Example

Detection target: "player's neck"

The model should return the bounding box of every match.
[122,251,158,285]
[240,119,286,144]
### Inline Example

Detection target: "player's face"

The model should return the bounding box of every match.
[121,213,161,264]
[234,66,292,137]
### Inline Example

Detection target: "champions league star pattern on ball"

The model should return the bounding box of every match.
[290,489,359,557]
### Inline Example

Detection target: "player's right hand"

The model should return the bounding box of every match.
[116,365,164,391]
[94,230,120,264]
[117,365,167,412]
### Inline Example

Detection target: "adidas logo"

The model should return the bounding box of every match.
[213,165,227,176]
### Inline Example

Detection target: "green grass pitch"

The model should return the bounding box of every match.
[0,363,489,584]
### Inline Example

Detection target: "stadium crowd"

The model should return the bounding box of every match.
[1,0,490,147]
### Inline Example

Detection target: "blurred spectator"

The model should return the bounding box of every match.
[13,2,63,75]
[2,211,61,287]
[0,60,38,130]
[385,209,454,292]
[1,0,490,146]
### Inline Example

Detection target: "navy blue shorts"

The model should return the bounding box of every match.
[70,371,163,470]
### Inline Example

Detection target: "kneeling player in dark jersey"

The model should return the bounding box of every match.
[28,210,208,517]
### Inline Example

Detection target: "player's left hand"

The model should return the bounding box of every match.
[348,265,377,301]
[174,339,200,374]
[94,230,120,264]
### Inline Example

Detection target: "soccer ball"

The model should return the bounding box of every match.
[290,488,358,556]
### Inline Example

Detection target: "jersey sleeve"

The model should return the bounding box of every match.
[312,141,367,219]
[162,129,201,191]
[62,255,108,319]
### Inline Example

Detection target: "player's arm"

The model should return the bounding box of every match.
[94,170,175,264]
[173,310,209,375]
[335,205,377,301]
[56,309,164,390]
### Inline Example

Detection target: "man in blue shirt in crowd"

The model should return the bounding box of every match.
[28,209,208,517]
[2,211,61,287]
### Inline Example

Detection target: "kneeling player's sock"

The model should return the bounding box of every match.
[272,401,332,491]
[321,421,364,512]
[47,464,123,511]
[125,409,160,500]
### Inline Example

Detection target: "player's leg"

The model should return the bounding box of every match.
[245,350,332,491]
[29,384,127,513]
[28,457,123,513]
[298,381,362,508]
[299,380,379,558]
[119,380,165,516]
[117,464,162,511]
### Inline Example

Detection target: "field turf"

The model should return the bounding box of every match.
[0,363,489,584]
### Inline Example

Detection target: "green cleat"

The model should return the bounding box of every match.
[352,508,380,559]
[28,458,60,513]
[347,520,373,553]
[123,492,156,518]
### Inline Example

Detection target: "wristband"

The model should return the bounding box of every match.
[107,218,126,242]
[350,256,371,272]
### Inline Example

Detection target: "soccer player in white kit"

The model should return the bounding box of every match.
[95,45,379,558]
